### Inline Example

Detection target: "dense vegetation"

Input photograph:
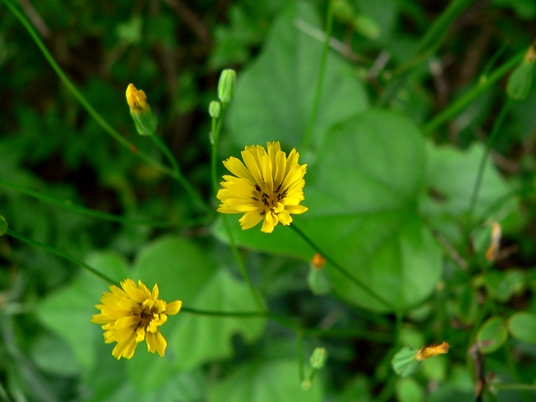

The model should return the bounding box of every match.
[1,0,536,401]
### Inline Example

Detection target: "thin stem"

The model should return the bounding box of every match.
[6,228,117,285]
[4,0,176,178]
[289,224,394,310]
[423,51,524,135]
[378,0,476,106]
[209,104,265,310]
[297,329,306,382]
[0,179,179,228]
[150,134,212,213]
[221,215,265,310]
[468,100,512,219]
[301,0,334,152]
[493,384,536,391]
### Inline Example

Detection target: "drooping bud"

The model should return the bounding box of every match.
[217,69,237,104]
[126,83,159,135]
[209,101,221,119]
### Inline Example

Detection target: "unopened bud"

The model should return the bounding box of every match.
[310,347,328,369]
[217,69,237,104]
[209,101,221,118]
[126,84,159,135]
[354,14,380,40]
[485,222,502,262]
[311,253,326,270]
[333,0,354,24]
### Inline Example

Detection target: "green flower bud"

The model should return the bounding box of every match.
[307,267,331,295]
[209,101,221,118]
[310,347,328,369]
[354,14,380,40]
[0,215,7,236]
[126,84,159,135]
[217,69,237,104]
[333,0,354,24]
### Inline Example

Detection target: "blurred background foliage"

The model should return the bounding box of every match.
[1,0,536,401]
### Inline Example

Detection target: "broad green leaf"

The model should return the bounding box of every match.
[476,316,508,354]
[129,236,266,389]
[508,312,536,344]
[227,1,368,150]
[37,252,129,371]
[209,360,323,402]
[215,110,441,312]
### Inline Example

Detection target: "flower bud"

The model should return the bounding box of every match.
[307,267,330,295]
[126,84,159,135]
[0,215,7,236]
[310,347,328,369]
[209,101,221,118]
[217,69,237,104]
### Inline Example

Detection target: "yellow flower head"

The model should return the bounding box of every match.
[126,83,149,114]
[91,279,182,360]
[217,141,308,233]
[415,342,450,361]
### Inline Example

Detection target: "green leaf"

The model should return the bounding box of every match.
[422,143,513,221]
[476,316,508,354]
[129,236,266,389]
[508,312,536,344]
[216,110,442,312]
[391,346,421,377]
[396,377,425,402]
[37,252,129,371]
[209,360,323,402]
[228,1,368,150]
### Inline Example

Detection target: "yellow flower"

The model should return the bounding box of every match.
[126,83,149,114]
[217,141,308,233]
[415,342,450,360]
[91,279,182,360]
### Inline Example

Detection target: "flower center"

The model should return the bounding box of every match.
[253,183,286,214]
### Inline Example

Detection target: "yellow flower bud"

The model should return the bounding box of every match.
[125,83,158,135]
[126,83,149,114]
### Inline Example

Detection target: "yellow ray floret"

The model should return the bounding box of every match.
[217,141,308,233]
[91,278,182,359]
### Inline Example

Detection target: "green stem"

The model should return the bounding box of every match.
[467,100,512,219]
[493,384,536,391]
[6,228,117,285]
[0,179,179,228]
[150,134,212,213]
[209,103,265,310]
[4,0,176,179]
[301,0,334,152]
[423,51,524,134]
[379,0,476,106]
[297,329,306,382]
[222,215,265,310]
[289,224,394,310]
